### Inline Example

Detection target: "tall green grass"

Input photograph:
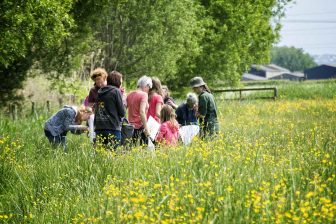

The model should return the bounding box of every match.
[245,79,336,99]
[172,80,336,101]
[0,83,335,223]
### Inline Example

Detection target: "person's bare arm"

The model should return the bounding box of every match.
[167,99,178,110]
[155,103,162,118]
[171,102,178,110]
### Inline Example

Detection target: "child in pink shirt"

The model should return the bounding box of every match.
[156,105,180,145]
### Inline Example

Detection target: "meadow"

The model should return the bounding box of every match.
[0,82,335,223]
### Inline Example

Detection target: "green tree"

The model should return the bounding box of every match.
[0,0,75,106]
[190,0,291,86]
[271,46,317,71]
[69,0,290,88]
[78,0,203,83]
[34,0,203,91]
[0,0,291,108]
[0,0,107,107]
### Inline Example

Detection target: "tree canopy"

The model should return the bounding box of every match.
[0,0,291,107]
[192,0,288,86]
[271,46,317,72]
[0,0,74,104]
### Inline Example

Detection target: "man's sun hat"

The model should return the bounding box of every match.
[190,76,206,88]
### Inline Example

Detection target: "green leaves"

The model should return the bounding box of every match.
[271,46,317,72]
[194,0,290,86]
[91,0,203,82]
[0,0,75,68]
[0,0,76,107]
[0,0,291,108]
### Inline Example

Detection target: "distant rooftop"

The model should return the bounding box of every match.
[251,64,290,73]
[323,64,336,68]
[242,73,268,81]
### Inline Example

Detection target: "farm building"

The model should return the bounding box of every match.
[248,64,290,79]
[269,72,304,81]
[304,64,336,80]
[242,64,302,81]
[242,73,267,81]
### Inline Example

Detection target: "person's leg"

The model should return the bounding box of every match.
[60,132,67,151]
[44,129,55,144]
[214,121,220,134]
[206,121,219,139]
[96,131,121,150]
[132,128,144,146]
[88,114,95,142]
[95,131,109,147]
[140,131,148,146]
[44,130,67,149]
[199,122,208,139]
[108,130,121,149]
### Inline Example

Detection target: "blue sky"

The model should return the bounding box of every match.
[277,0,336,55]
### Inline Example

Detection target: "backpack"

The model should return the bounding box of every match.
[121,118,134,145]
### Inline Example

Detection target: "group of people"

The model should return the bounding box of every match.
[44,68,219,150]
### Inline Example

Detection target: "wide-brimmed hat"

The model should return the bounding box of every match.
[190,76,206,88]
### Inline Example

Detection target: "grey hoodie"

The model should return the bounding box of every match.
[94,85,126,131]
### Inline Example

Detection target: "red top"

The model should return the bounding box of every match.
[147,93,163,123]
[88,85,99,104]
[126,90,148,129]
[156,121,179,145]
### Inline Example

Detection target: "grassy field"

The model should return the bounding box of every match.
[0,82,336,223]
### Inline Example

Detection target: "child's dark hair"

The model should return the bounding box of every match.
[107,71,123,88]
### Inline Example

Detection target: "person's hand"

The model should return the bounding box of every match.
[120,87,125,95]
[196,112,204,119]
[78,126,89,133]
[144,128,150,137]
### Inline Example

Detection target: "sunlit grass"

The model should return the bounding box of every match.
[0,97,335,223]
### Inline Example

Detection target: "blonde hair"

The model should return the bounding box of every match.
[76,106,92,123]
[162,85,170,97]
[90,68,108,81]
[149,77,163,97]
[160,105,177,124]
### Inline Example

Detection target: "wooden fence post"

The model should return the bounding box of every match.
[274,87,278,100]
[58,97,63,108]
[9,104,13,120]
[12,104,17,120]
[31,102,35,115]
[47,101,50,112]
[71,95,76,104]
